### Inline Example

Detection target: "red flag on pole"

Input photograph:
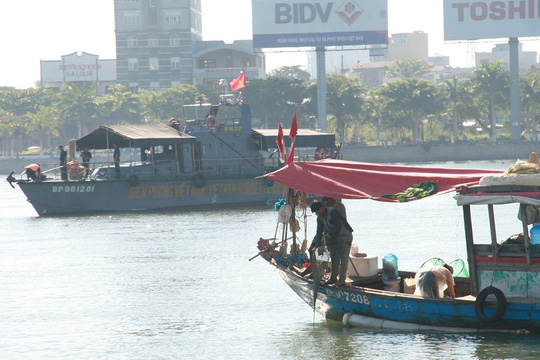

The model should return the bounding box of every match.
[286,110,298,165]
[289,110,298,140]
[276,123,287,163]
[230,73,246,92]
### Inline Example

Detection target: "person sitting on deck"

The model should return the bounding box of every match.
[24,163,41,182]
[413,263,455,298]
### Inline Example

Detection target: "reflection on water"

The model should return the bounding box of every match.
[1,161,540,359]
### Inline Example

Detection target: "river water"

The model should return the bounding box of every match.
[1,160,539,359]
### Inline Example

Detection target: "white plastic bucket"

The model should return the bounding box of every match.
[382,277,401,292]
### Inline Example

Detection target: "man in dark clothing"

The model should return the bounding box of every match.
[80,147,92,177]
[113,142,120,178]
[59,145,67,180]
[309,201,353,287]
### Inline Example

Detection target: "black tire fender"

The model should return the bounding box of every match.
[194,173,206,188]
[128,174,140,187]
[475,286,507,322]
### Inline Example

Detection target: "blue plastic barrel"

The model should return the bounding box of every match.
[530,224,540,253]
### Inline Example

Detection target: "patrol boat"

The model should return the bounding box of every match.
[7,95,335,216]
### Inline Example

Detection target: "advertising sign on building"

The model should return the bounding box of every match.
[444,0,540,41]
[252,0,388,48]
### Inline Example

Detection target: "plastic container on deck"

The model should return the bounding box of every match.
[530,224,540,253]
[382,253,399,280]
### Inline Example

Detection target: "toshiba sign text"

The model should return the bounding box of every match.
[444,0,540,41]
[252,0,388,48]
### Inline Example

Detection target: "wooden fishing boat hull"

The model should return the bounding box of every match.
[268,259,540,333]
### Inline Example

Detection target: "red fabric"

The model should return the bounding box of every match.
[286,142,295,165]
[276,123,286,163]
[264,159,503,201]
[230,73,246,92]
[289,111,298,140]
[286,111,298,165]
[476,256,540,263]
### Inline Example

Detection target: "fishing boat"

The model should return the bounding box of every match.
[254,159,540,333]
[6,95,335,216]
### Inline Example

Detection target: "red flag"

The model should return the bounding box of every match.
[286,142,296,165]
[286,110,298,165]
[289,110,298,140]
[276,123,287,163]
[230,73,246,92]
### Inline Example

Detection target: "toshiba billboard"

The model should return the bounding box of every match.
[252,0,388,48]
[444,0,540,40]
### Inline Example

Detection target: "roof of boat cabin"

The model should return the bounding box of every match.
[252,129,336,149]
[76,124,196,149]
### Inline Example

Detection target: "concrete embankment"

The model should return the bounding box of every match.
[2,142,539,175]
[339,142,540,164]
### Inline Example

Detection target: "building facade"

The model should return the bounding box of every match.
[114,0,202,91]
[40,52,117,95]
[114,0,264,92]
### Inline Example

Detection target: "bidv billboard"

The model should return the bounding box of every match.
[252,0,388,48]
[444,0,540,41]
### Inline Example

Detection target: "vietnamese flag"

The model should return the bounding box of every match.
[230,73,246,92]
[276,123,287,163]
[286,110,298,165]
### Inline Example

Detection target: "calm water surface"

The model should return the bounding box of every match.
[1,160,539,359]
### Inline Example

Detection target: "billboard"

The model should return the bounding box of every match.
[252,0,388,48]
[444,0,540,41]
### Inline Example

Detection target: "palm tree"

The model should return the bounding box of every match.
[377,78,444,144]
[59,82,99,139]
[472,61,510,143]
[520,71,540,141]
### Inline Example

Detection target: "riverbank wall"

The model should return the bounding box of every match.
[339,142,540,164]
[2,142,539,175]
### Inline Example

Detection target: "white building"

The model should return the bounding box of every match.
[40,52,116,95]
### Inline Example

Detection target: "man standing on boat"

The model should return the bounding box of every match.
[310,201,353,287]
[113,142,120,178]
[59,145,67,181]
[80,147,92,178]
[322,197,347,219]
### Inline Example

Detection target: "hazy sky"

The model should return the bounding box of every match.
[1,0,539,89]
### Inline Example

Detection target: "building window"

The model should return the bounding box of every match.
[171,57,180,70]
[148,35,159,47]
[149,58,159,71]
[171,81,182,87]
[199,59,216,69]
[124,14,140,26]
[243,58,256,68]
[165,11,182,24]
[128,58,139,71]
[150,82,160,91]
[170,34,180,47]
[128,36,138,48]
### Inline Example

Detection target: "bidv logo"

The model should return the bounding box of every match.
[275,1,363,25]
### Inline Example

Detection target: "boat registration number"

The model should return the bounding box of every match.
[52,185,95,193]
[325,288,370,305]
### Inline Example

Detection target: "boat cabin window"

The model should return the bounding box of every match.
[141,145,179,162]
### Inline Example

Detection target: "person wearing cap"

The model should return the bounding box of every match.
[59,145,67,180]
[309,201,354,287]
[413,263,455,298]
[322,196,347,220]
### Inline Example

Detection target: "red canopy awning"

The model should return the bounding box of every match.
[264,159,504,202]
